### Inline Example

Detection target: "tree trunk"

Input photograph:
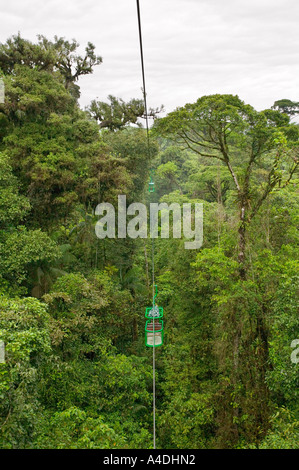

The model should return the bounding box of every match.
[238,203,247,280]
[132,315,138,342]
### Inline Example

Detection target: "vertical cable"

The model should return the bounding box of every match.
[136,0,156,449]
[152,236,156,449]
[136,0,150,147]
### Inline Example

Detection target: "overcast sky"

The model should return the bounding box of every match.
[1,0,299,116]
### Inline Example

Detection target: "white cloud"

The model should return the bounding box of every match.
[0,0,298,114]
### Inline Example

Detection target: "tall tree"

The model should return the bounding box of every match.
[0,33,102,99]
[153,94,299,279]
[272,99,299,117]
[88,95,163,131]
[153,94,299,443]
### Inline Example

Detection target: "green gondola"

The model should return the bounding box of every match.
[149,180,155,192]
[149,169,155,193]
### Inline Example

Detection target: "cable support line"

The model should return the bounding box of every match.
[136,0,150,152]
[136,0,157,450]
[152,234,156,449]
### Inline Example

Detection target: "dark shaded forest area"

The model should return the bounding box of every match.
[0,34,298,449]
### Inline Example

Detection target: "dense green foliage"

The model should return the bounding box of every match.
[0,34,298,449]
